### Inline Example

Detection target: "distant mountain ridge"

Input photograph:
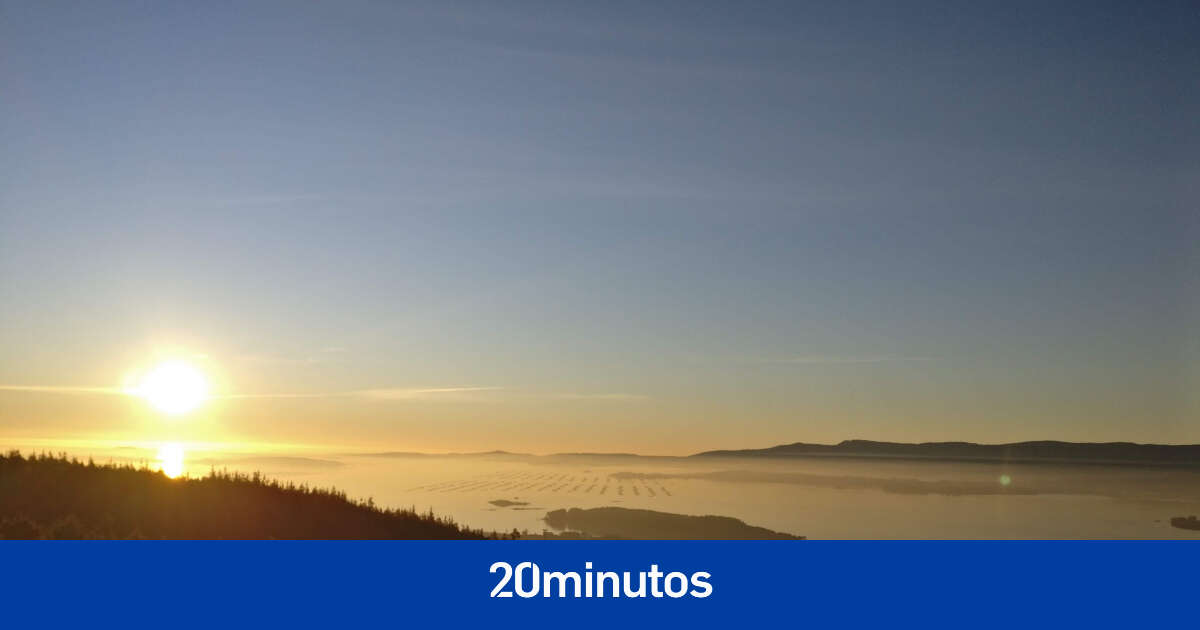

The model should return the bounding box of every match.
[344,441,1200,466]
[692,440,1200,466]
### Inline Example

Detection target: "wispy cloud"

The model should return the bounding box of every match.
[220,387,502,400]
[227,387,650,403]
[754,355,935,365]
[0,383,498,401]
[0,385,125,395]
[546,393,649,401]
[0,383,645,404]
[357,387,503,400]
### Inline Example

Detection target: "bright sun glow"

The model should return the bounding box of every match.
[156,443,185,478]
[133,360,210,415]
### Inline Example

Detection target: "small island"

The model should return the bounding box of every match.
[488,499,531,508]
[543,507,803,540]
[1170,516,1200,532]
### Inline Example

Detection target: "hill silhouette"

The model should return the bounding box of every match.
[343,440,1200,467]
[693,440,1200,467]
[0,450,493,539]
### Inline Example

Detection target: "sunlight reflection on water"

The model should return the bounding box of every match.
[156,443,185,478]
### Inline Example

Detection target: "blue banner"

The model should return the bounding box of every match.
[2,541,1194,628]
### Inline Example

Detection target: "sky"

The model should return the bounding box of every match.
[1,1,1197,454]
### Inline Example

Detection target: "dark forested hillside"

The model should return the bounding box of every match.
[0,451,492,539]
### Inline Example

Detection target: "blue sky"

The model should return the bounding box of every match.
[1,1,1196,452]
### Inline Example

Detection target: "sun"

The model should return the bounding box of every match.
[133,360,210,415]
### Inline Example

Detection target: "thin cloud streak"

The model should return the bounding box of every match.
[359,387,503,400]
[225,388,648,403]
[0,384,499,401]
[756,355,936,365]
[546,393,649,401]
[1,384,645,403]
[220,387,503,400]
[0,385,125,396]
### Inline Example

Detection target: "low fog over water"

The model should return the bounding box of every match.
[23,443,1200,539]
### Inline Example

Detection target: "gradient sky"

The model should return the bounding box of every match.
[1,1,1197,454]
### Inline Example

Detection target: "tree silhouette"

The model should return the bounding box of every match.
[0,450,512,539]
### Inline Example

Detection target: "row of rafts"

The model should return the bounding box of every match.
[407,471,672,497]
